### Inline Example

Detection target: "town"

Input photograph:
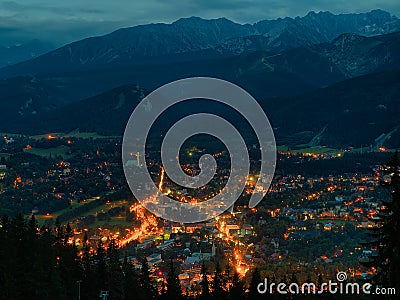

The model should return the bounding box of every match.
[0,132,392,295]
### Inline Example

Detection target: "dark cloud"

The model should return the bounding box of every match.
[0,0,398,46]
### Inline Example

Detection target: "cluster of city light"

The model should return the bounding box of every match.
[118,203,160,247]
[216,216,251,277]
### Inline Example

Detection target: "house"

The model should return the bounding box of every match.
[184,256,200,264]
[268,253,280,261]
[157,239,174,251]
[179,273,190,281]
[242,224,254,235]
[224,224,240,236]
[323,223,333,231]
[146,253,162,266]
[192,251,213,261]
[252,258,266,265]
[136,238,154,250]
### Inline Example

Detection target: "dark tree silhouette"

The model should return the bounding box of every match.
[55,222,81,299]
[248,268,261,300]
[212,261,225,299]
[96,240,109,294]
[140,257,156,299]
[123,256,140,300]
[200,261,210,299]
[107,239,124,300]
[317,273,323,293]
[166,259,183,300]
[81,232,96,299]
[361,151,400,289]
[290,272,299,285]
[228,271,245,300]
[0,214,64,299]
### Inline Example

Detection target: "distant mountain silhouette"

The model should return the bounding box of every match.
[0,10,398,78]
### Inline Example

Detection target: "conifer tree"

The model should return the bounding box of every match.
[229,271,245,300]
[361,151,400,289]
[140,257,156,299]
[317,273,323,293]
[306,273,312,284]
[290,272,299,285]
[248,268,261,299]
[281,274,287,286]
[212,261,224,299]
[200,261,210,299]
[107,239,124,300]
[96,240,109,293]
[56,222,80,299]
[166,259,182,300]
[81,232,96,299]
[123,256,140,300]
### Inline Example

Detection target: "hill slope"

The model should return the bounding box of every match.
[267,71,400,147]
[6,71,400,148]
[1,31,399,123]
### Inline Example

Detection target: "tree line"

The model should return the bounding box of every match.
[0,213,249,300]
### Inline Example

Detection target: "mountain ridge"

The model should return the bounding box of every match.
[0,9,398,78]
[0,31,398,126]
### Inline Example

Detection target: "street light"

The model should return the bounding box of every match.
[77,280,82,300]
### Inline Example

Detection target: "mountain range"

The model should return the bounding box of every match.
[0,9,399,77]
[0,10,399,148]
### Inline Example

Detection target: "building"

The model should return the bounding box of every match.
[157,239,174,251]
[147,253,162,266]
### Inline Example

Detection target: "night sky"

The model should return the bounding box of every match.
[0,0,399,45]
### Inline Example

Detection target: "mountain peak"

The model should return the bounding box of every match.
[367,9,392,17]
[173,16,205,24]
[172,16,237,26]
[304,10,334,17]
